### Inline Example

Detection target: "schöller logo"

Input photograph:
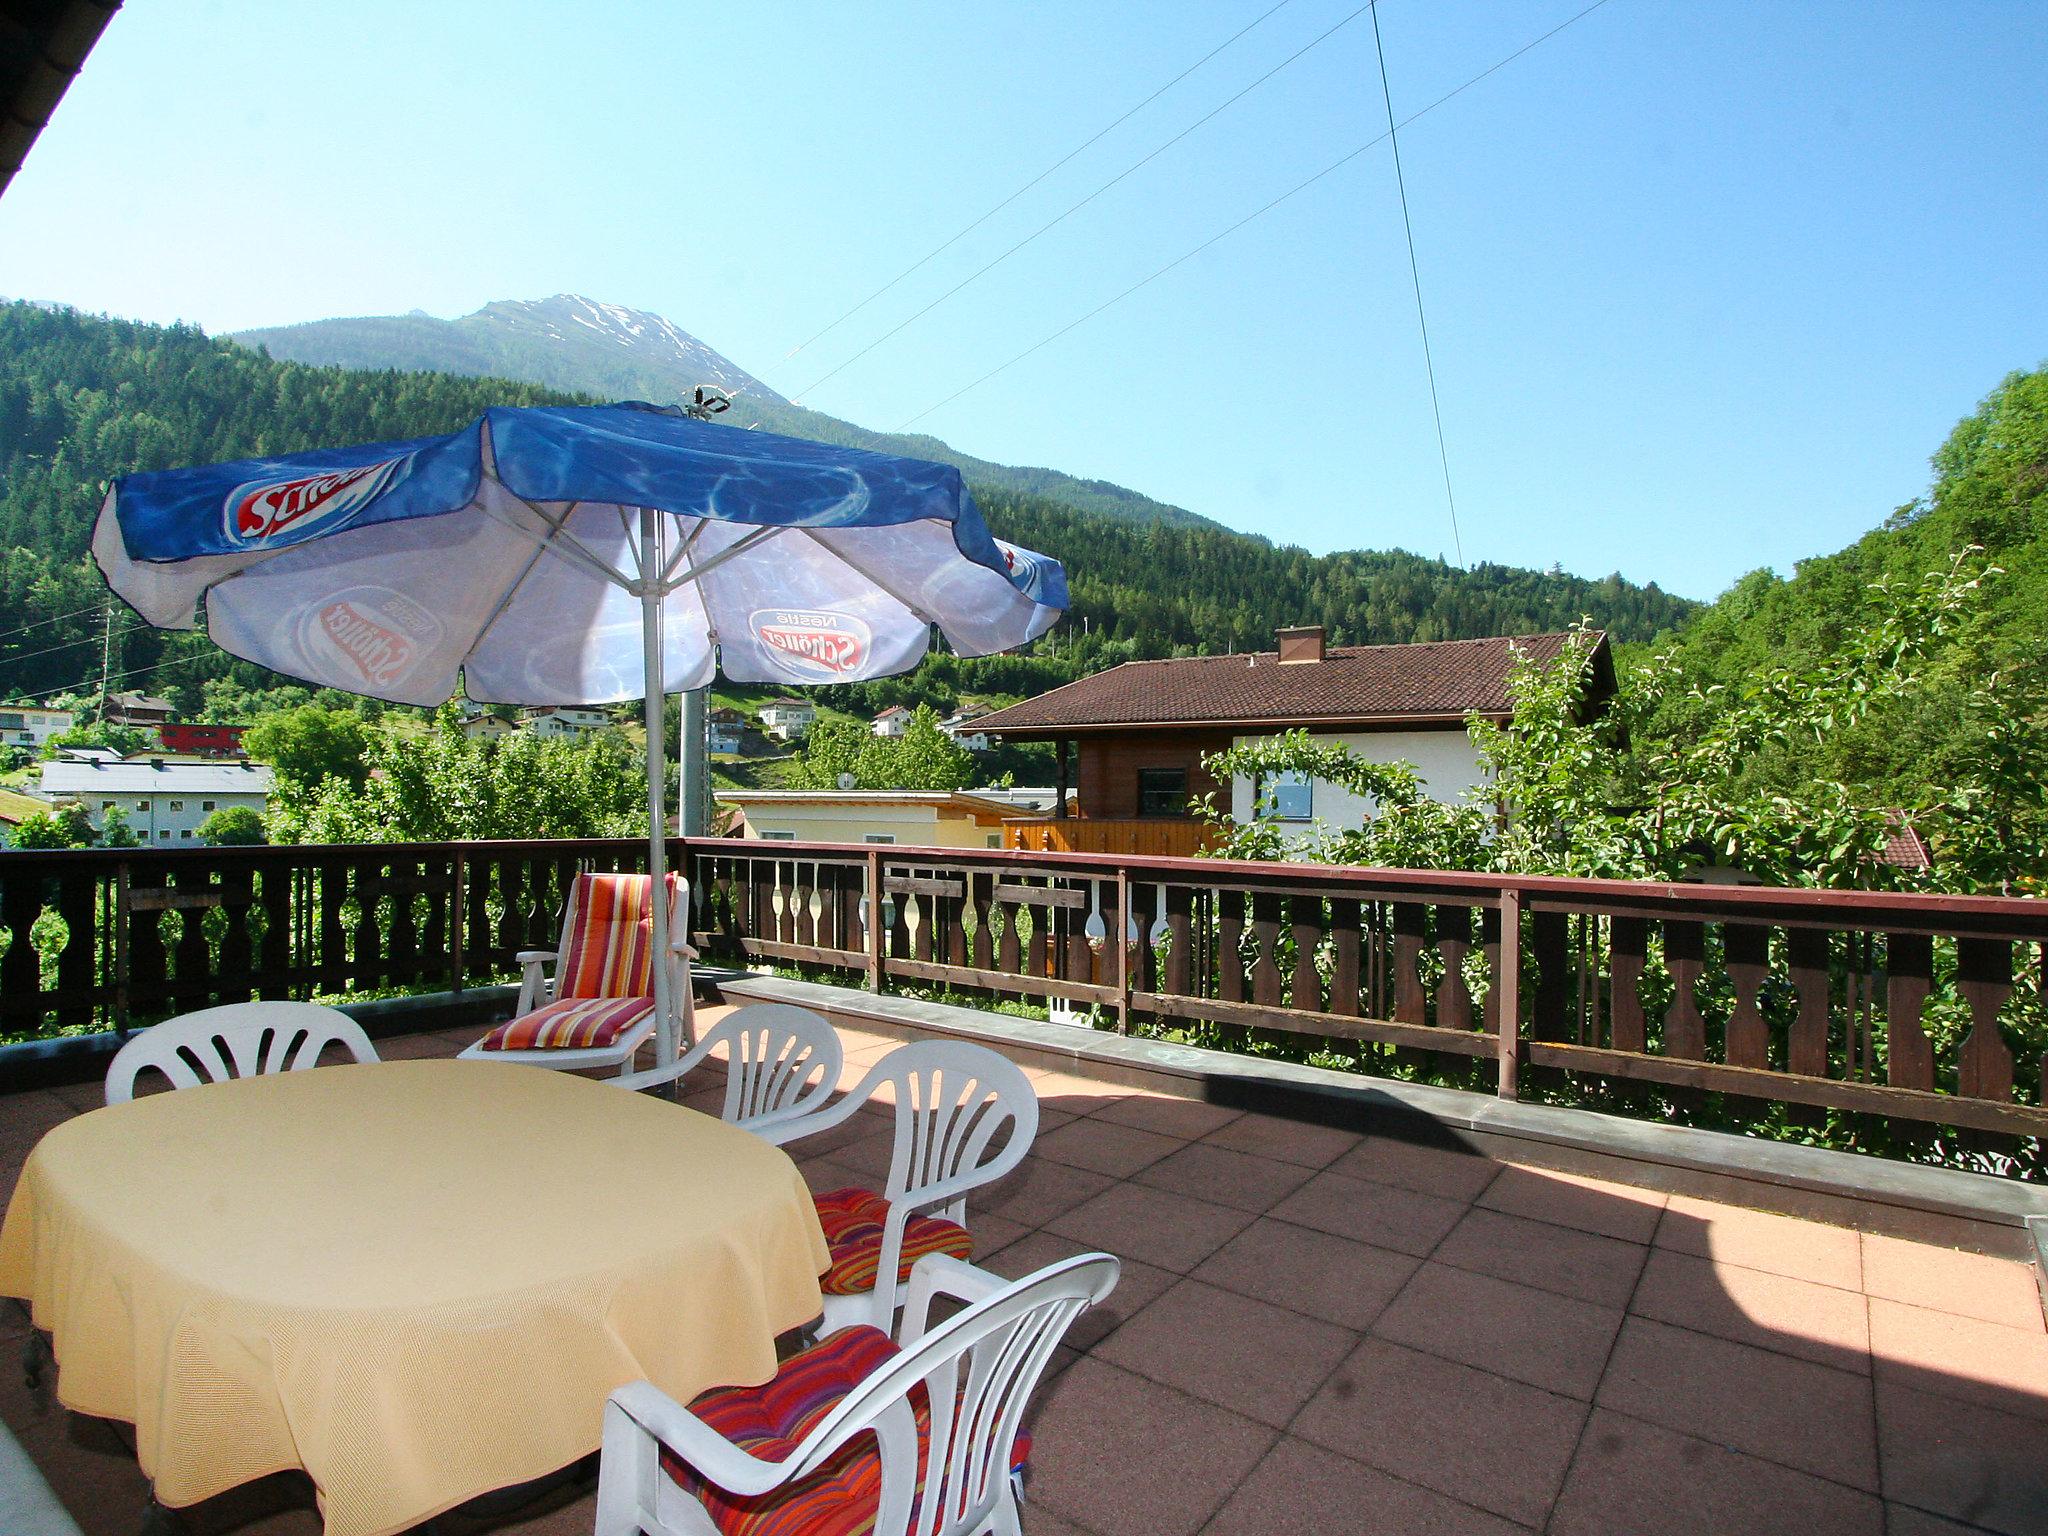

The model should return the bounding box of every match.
[300,587,444,691]
[752,609,871,679]
[223,455,413,547]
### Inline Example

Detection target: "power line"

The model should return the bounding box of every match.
[791,0,1382,407]
[1370,0,1462,567]
[9,646,231,706]
[0,619,151,670]
[0,600,111,644]
[897,0,1616,435]
[784,0,1301,364]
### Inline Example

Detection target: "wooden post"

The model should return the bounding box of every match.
[1495,886,1522,1100]
[448,847,467,995]
[1056,739,1071,819]
[1115,866,1132,1035]
[865,847,884,993]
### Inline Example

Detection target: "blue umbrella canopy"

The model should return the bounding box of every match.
[94,401,1066,706]
[93,401,1069,1067]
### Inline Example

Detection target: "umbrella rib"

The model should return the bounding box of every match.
[463,499,589,675]
[794,527,940,625]
[663,524,785,594]
[478,488,637,590]
[659,518,709,586]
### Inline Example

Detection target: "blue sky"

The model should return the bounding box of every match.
[3,1,2043,601]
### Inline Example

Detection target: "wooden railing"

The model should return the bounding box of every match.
[1000,817,1219,858]
[3,838,2044,1141]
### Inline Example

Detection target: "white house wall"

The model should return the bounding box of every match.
[739,805,1000,848]
[1227,727,1488,837]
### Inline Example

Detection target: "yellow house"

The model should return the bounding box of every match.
[717,790,1018,849]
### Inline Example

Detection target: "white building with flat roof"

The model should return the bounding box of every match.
[0,705,74,750]
[39,759,273,845]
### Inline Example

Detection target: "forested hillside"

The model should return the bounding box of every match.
[0,301,1693,713]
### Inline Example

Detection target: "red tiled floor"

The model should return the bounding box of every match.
[1596,1316,1879,1490]
[3,1018,2038,1536]
[1192,1216,1420,1331]
[1630,1246,1873,1371]
[1268,1167,1469,1257]
[1292,1336,1588,1527]
[1372,1260,1625,1400]
[1550,1409,1884,1536]
[1477,1163,1667,1243]
[1432,1206,1648,1308]
[1093,1277,1356,1427]
[1131,1140,1316,1213]
[1860,1232,2045,1333]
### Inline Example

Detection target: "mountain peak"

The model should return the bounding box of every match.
[463,294,786,403]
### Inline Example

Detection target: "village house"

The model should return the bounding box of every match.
[939,708,991,751]
[156,721,247,757]
[717,789,1021,848]
[755,697,815,742]
[869,705,914,738]
[459,714,520,741]
[100,690,175,729]
[0,705,74,751]
[707,708,746,754]
[973,626,1614,856]
[38,757,274,845]
[520,706,611,738]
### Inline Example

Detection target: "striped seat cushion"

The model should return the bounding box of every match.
[477,995,653,1052]
[813,1187,972,1297]
[555,872,680,1000]
[662,1324,1029,1536]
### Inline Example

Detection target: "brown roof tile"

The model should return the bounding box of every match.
[977,632,1608,735]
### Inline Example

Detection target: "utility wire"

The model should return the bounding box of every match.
[0,620,151,670]
[9,647,230,706]
[792,0,1381,407]
[0,600,112,645]
[897,0,1615,434]
[1370,1,1461,567]
[784,0,1300,363]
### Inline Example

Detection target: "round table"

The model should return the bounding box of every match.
[0,1058,830,1536]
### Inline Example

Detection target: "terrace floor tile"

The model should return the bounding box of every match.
[1630,1246,1873,1372]
[1132,1141,1317,1214]
[1549,1408,1884,1536]
[1046,1181,1256,1275]
[1268,1168,1471,1258]
[1023,1358,1276,1536]
[1086,1092,1242,1140]
[1199,1435,1528,1536]
[1477,1163,1668,1244]
[1866,1298,2048,1423]
[1327,1136,1502,1203]
[1193,1216,1420,1332]
[1657,1195,1864,1291]
[1094,1277,1356,1427]
[1876,1379,2048,1536]
[1860,1232,2045,1333]
[1596,1316,1879,1491]
[1032,1117,1184,1179]
[1199,1111,1361,1168]
[1373,1260,1625,1400]
[979,1156,1117,1228]
[1432,1206,1648,1309]
[1294,1335,1587,1527]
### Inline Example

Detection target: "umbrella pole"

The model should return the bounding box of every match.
[639,506,677,1072]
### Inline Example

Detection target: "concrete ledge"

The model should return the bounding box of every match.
[720,973,2048,1262]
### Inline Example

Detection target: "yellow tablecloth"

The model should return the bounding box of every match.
[0,1058,830,1536]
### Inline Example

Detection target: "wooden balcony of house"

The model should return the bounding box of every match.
[2,837,2046,1535]
[1001,814,1220,858]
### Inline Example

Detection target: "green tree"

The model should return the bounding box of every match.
[9,803,97,849]
[97,805,141,848]
[40,720,148,760]
[199,805,268,845]
[244,705,372,792]
[786,706,975,792]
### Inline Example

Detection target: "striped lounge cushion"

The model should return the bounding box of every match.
[555,871,680,1000]
[477,995,653,1052]
[813,1187,972,1297]
[662,1324,1029,1536]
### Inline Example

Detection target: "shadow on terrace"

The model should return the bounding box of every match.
[1,1003,2044,1536]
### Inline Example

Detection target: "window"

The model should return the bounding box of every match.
[158,829,171,839]
[1137,767,1189,818]
[759,830,797,841]
[1267,770,1313,822]
[986,833,1003,848]
[179,829,193,839]
[169,800,184,812]
[101,800,114,811]
[136,800,150,811]
[202,800,216,812]
[863,833,897,844]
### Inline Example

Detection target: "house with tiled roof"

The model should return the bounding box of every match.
[974,626,1614,850]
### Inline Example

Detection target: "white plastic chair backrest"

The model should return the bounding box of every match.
[706,1004,844,1128]
[105,1002,379,1106]
[865,1041,1039,1221]
[797,1253,1119,1536]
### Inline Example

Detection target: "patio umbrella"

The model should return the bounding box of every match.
[92,401,1068,1064]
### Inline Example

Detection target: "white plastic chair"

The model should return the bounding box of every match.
[457,872,696,1075]
[104,1001,379,1106]
[594,1250,1119,1536]
[613,1003,844,1134]
[762,1040,1039,1333]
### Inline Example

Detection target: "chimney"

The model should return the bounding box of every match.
[1276,625,1326,665]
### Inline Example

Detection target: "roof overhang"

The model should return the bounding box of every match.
[984,711,1512,741]
[1,1,121,202]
